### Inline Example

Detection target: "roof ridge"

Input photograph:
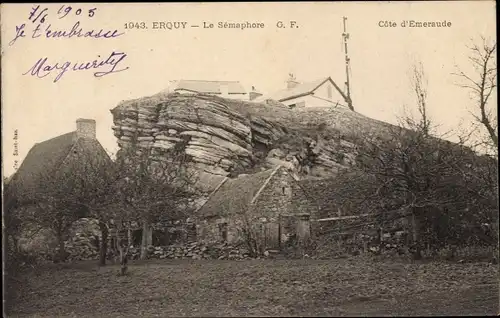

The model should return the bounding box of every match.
[289,76,330,88]
[194,176,229,214]
[250,165,282,205]
[35,131,76,146]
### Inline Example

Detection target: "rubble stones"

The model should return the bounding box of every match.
[142,242,254,261]
[62,225,261,261]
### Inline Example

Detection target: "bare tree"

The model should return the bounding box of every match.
[14,145,116,263]
[62,151,119,266]
[454,37,497,152]
[407,61,431,136]
[337,120,497,260]
[113,143,199,260]
[325,61,497,260]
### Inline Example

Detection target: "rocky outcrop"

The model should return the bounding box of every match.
[111,92,396,189]
[112,94,255,179]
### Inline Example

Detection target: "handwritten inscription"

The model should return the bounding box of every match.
[23,52,129,83]
[10,5,124,46]
[56,5,97,19]
[9,5,129,82]
[11,21,123,44]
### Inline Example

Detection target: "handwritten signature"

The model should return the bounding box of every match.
[23,51,129,82]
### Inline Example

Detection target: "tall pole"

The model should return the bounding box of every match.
[342,17,354,111]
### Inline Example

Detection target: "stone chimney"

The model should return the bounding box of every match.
[286,73,299,89]
[249,86,263,101]
[76,118,96,139]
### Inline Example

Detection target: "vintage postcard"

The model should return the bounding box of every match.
[2,2,498,317]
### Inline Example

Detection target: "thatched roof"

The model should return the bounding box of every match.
[10,132,77,192]
[9,131,111,197]
[197,166,281,218]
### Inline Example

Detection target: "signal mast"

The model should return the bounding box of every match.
[342,17,354,111]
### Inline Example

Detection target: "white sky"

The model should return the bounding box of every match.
[1,2,497,177]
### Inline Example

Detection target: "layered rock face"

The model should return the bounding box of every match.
[111,92,394,190]
[112,94,254,179]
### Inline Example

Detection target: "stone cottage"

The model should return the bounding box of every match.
[9,118,113,203]
[8,119,114,259]
[195,165,315,250]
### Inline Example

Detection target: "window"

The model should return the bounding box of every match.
[281,185,291,196]
[289,104,296,109]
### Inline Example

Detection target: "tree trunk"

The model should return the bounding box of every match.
[98,221,108,266]
[115,221,129,275]
[140,221,149,260]
[121,250,128,275]
[118,245,129,276]
[56,234,67,263]
[412,210,422,260]
[128,227,132,247]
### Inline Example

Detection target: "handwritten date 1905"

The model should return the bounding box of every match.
[57,5,97,19]
[28,5,97,24]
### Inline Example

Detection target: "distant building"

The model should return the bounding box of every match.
[168,80,248,100]
[255,74,348,109]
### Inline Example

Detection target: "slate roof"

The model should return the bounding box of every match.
[255,77,345,103]
[172,80,247,95]
[197,166,280,218]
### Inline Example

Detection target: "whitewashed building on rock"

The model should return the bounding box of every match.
[255,74,349,109]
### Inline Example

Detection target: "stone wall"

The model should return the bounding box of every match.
[250,168,294,221]
[197,216,246,245]
[196,167,315,248]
